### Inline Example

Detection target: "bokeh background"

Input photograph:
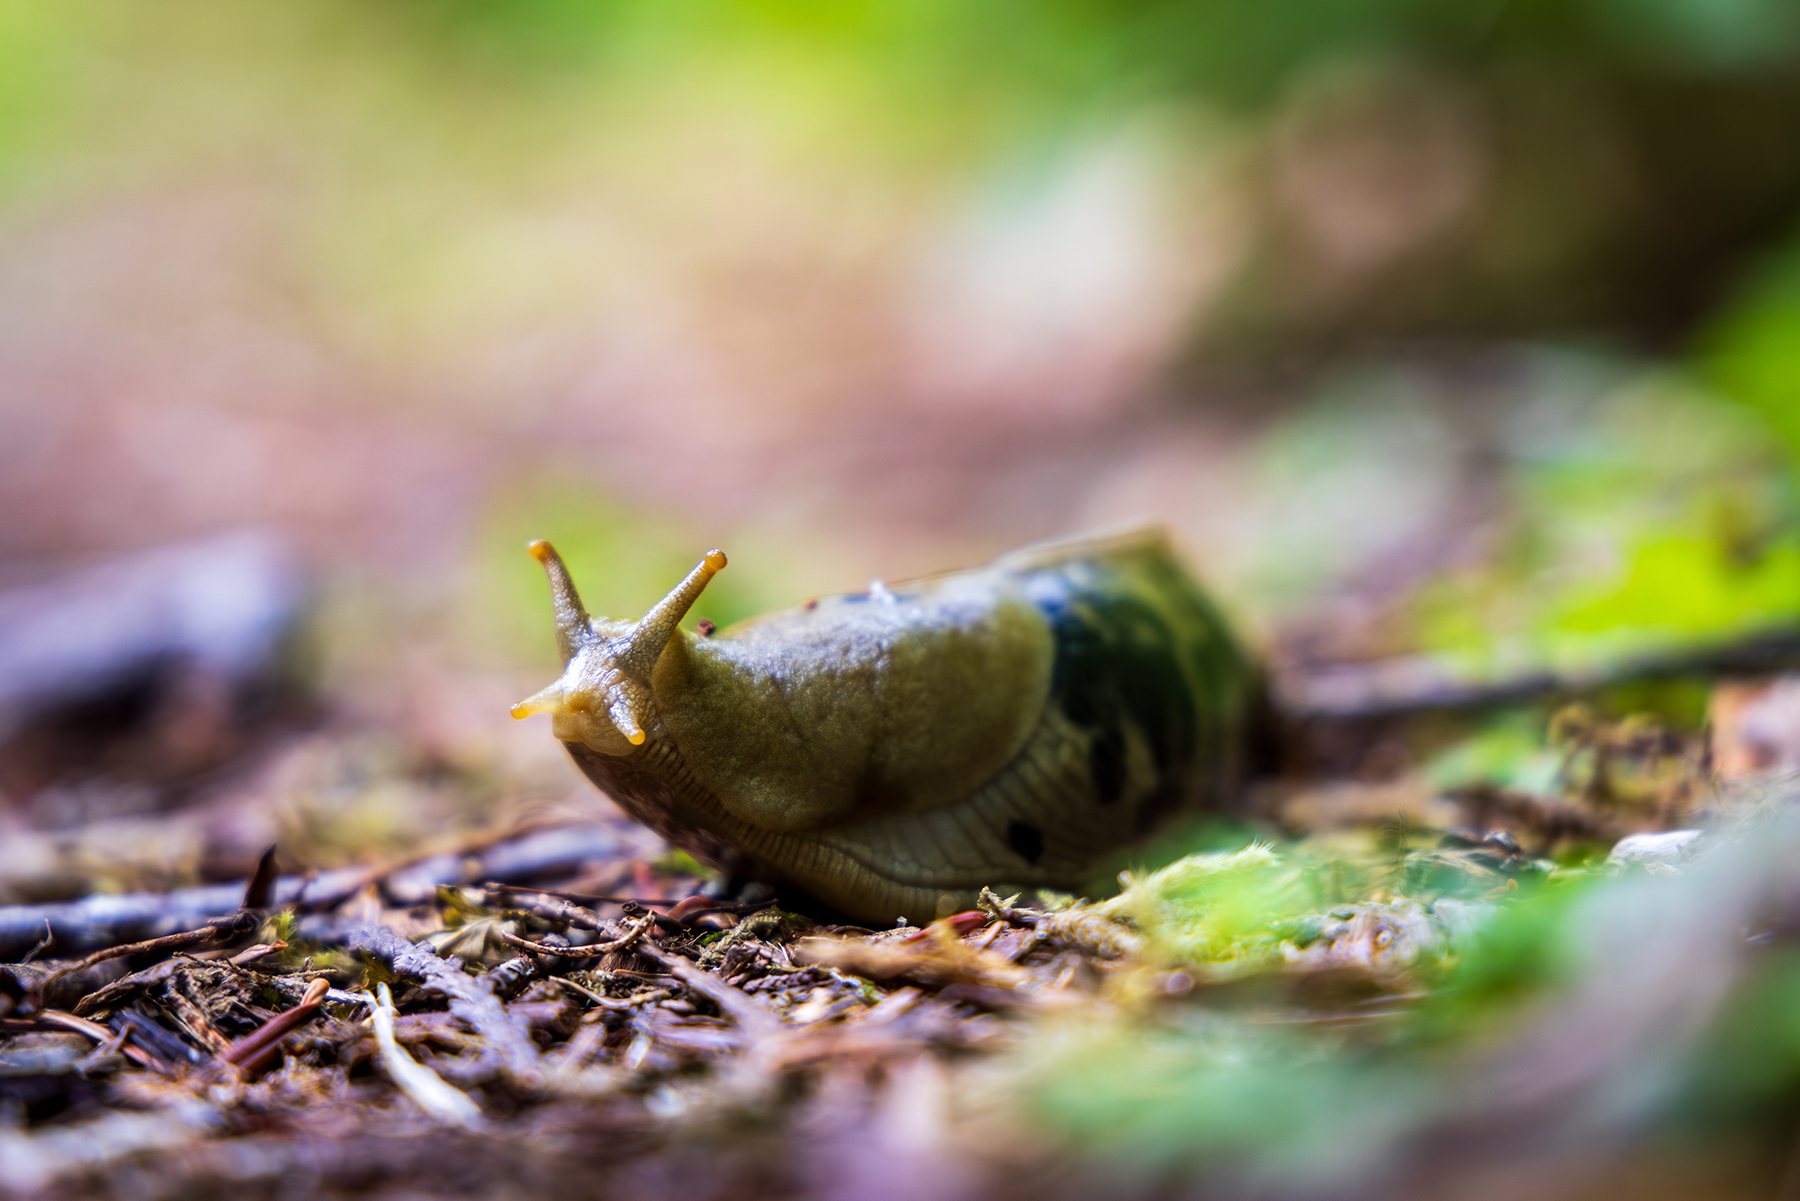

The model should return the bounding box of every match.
[5,0,1800,891]
[14,7,1800,1197]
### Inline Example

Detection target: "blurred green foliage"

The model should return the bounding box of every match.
[1426,711,1562,794]
[1707,241,1800,462]
[388,0,1800,100]
[1105,845,1301,965]
[1398,369,1800,678]
[1016,842,1591,1178]
[1012,828,1800,1180]
[1682,948,1800,1128]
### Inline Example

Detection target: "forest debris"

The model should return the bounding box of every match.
[227,941,287,966]
[0,822,642,960]
[70,958,184,1018]
[977,887,1045,927]
[1044,913,1141,963]
[634,939,780,1039]
[1,692,1792,1201]
[695,906,794,968]
[368,983,485,1129]
[793,929,1029,995]
[481,884,607,930]
[482,953,542,1000]
[499,913,654,960]
[1,958,128,1016]
[30,1009,161,1072]
[342,925,542,1085]
[26,911,258,1008]
[218,976,328,1076]
[0,1100,226,1195]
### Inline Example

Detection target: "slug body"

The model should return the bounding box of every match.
[513,529,1259,924]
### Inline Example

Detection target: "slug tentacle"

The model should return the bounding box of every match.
[508,682,567,721]
[619,549,726,680]
[528,540,592,665]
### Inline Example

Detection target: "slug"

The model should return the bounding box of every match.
[511,528,1261,924]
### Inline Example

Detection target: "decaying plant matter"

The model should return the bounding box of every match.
[6,693,1800,1201]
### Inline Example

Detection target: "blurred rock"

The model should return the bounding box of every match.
[1607,829,1704,869]
[0,530,307,804]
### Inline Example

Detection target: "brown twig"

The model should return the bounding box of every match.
[481,885,606,931]
[30,912,257,1002]
[499,914,655,961]
[219,977,329,1076]
[21,919,54,964]
[242,845,281,911]
[550,976,675,1012]
[34,1009,162,1072]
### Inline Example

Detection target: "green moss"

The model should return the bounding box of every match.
[651,848,716,880]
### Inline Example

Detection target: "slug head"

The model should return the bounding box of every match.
[510,541,726,756]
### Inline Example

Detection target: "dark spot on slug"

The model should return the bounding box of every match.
[1006,820,1044,865]
[1039,583,1196,769]
[803,598,819,611]
[1029,555,1245,831]
[1088,725,1126,805]
[696,619,716,637]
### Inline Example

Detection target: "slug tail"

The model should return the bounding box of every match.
[528,540,591,664]
[621,549,726,678]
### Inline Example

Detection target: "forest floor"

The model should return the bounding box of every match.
[6,655,1800,1201]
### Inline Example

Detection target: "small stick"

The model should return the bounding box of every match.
[21,919,53,964]
[219,978,330,1076]
[32,913,256,997]
[34,1009,160,1072]
[368,983,484,1129]
[242,845,280,911]
[550,976,675,1011]
[227,942,288,966]
[499,914,657,961]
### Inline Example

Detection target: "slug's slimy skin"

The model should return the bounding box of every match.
[513,529,1260,925]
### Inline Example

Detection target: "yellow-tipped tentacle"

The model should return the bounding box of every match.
[619,549,727,679]
[510,681,567,721]
[607,692,647,745]
[528,540,592,665]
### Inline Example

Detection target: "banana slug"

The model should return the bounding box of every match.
[511,528,1261,925]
